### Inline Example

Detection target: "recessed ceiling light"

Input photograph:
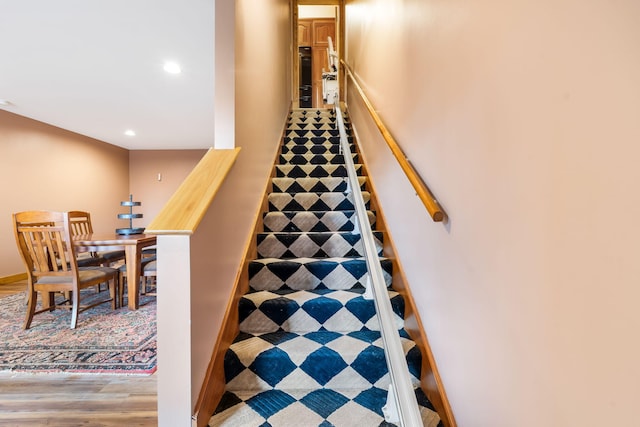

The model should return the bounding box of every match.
[124,129,136,136]
[0,99,11,106]
[163,61,182,74]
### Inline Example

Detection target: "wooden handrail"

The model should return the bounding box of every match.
[146,148,241,235]
[341,60,446,222]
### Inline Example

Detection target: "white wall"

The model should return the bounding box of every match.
[299,5,336,19]
[345,0,640,426]
[214,0,235,149]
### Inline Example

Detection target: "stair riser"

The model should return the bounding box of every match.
[262,211,376,233]
[287,124,351,131]
[282,144,354,155]
[271,177,366,194]
[275,164,364,178]
[268,193,370,212]
[279,154,358,165]
[239,291,405,334]
[289,112,345,118]
[256,232,383,259]
[248,258,392,292]
[285,129,340,137]
[285,136,353,145]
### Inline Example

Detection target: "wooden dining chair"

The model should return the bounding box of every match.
[117,256,156,306]
[68,210,126,267]
[142,259,157,296]
[13,211,119,329]
[68,210,106,267]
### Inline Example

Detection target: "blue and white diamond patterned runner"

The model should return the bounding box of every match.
[275,164,364,178]
[267,191,370,212]
[256,231,383,258]
[262,211,376,233]
[238,289,405,333]
[248,257,392,291]
[223,331,421,392]
[210,387,441,427]
[271,177,367,193]
[210,109,441,426]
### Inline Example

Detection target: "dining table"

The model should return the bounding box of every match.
[73,233,157,310]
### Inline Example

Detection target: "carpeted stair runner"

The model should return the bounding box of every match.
[210,109,442,426]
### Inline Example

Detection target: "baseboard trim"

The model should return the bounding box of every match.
[0,273,27,285]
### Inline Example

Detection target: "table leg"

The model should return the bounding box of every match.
[125,245,141,310]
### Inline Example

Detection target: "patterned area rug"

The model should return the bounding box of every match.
[0,290,156,374]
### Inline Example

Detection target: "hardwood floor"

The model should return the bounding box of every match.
[0,281,158,426]
[0,372,157,426]
[0,281,26,298]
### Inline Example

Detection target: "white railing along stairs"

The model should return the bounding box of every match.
[334,105,424,426]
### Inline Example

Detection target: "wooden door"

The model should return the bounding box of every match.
[311,20,335,108]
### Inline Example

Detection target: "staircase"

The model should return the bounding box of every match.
[209,109,441,426]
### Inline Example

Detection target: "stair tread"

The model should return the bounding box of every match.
[239,289,404,333]
[210,387,441,427]
[224,330,421,392]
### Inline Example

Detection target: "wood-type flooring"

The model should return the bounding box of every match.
[0,281,158,426]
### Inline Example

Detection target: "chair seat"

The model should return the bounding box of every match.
[38,267,118,285]
[118,256,156,274]
[14,210,120,329]
[143,260,156,274]
[76,255,107,267]
[101,250,126,262]
[117,257,156,305]
[142,260,157,296]
[142,246,156,257]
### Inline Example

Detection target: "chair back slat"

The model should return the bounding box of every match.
[68,210,94,237]
[14,212,76,282]
[13,210,119,329]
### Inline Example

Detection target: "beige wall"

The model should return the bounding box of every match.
[345,0,640,426]
[129,150,207,228]
[0,110,129,277]
[0,112,205,278]
[189,0,292,397]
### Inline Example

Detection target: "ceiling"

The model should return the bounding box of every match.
[0,1,215,150]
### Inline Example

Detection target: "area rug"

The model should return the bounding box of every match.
[0,290,156,374]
